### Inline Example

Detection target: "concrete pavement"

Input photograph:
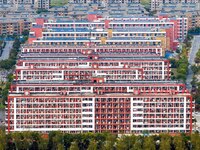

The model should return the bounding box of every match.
[193,112,200,132]
[0,41,14,60]
[186,36,200,90]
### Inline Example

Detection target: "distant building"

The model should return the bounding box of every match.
[68,0,140,4]
[0,0,8,4]
[0,18,31,35]
[151,0,199,11]
[152,1,200,28]
[28,16,188,50]
[1,0,50,10]
[33,0,51,10]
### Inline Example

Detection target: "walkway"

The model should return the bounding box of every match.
[186,36,200,90]
[0,41,14,60]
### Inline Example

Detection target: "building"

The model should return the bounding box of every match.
[28,16,188,50]
[1,0,50,10]
[0,18,31,35]
[7,80,192,133]
[157,3,200,29]
[68,0,140,4]
[67,3,147,18]
[0,0,8,4]
[33,0,50,10]
[6,17,194,134]
[16,51,171,81]
[21,45,164,56]
[151,0,199,11]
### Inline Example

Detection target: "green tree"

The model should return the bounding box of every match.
[6,133,16,150]
[115,135,136,150]
[94,133,107,150]
[39,138,48,150]
[0,130,6,150]
[159,134,171,150]
[70,141,79,150]
[52,131,64,149]
[143,136,156,150]
[132,136,143,150]
[191,65,200,75]
[87,140,97,150]
[12,132,31,150]
[115,137,127,150]
[169,58,178,68]
[22,30,29,36]
[173,136,185,150]
[48,131,64,150]
[102,133,116,150]
[64,133,74,149]
[188,27,200,35]
[195,49,200,63]
[191,133,200,150]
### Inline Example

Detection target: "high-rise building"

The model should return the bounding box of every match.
[6,16,194,134]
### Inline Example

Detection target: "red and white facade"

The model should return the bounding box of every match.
[7,81,193,133]
[16,52,170,81]
[6,17,193,134]
[21,45,164,56]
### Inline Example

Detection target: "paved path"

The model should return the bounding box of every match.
[186,36,200,90]
[0,41,14,60]
[194,113,200,132]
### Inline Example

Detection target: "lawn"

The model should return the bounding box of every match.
[51,0,68,6]
[141,0,150,7]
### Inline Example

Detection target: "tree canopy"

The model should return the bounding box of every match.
[0,130,199,150]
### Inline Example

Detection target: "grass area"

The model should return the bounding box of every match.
[50,0,150,7]
[0,102,5,109]
[51,0,68,6]
[171,67,180,80]
[141,0,150,7]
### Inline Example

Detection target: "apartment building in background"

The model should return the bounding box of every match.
[68,0,140,4]
[33,0,51,10]
[0,0,50,9]
[5,16,194,134]
[151,0,199,11]
[0,18,31,35]
[28,15,188,50]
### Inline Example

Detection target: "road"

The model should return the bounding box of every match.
[194,112,200,132]
[0,41,14,60]
[0,109,5,127]
[186,36,200,90]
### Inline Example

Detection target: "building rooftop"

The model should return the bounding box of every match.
[44,27,166,33]
[21,44,162,49]
[13,80,183,85]
[19,55,167,61]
